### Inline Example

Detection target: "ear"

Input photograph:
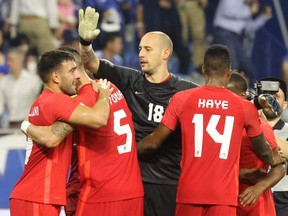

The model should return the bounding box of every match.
[51,71,60,84]
[162,48,171,61]
[226,66,232,80]
[202,65,206,75]
[283,100,288,110]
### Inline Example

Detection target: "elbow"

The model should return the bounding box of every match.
[39,136,62,148]
[279,164,286,179]
[91,113,109,129]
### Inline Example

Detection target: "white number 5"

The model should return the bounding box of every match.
[114,109,133,154]
[192,114,234,159]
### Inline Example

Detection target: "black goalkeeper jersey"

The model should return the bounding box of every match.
[96,60,198,184]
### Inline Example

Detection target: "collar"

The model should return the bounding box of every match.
[273,118,286,130]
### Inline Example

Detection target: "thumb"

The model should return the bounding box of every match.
[90,29,101,39]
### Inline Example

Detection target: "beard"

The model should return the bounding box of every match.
[262,108,278,120]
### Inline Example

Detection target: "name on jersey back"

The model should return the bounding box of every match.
[109,90,124,105]
[198,99,228,109]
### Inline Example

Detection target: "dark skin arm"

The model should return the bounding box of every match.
[250,133,286,166]
[137,123,172,155]
[239,161,285,206]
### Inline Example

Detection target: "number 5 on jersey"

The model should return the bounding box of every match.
[114,109,133,154]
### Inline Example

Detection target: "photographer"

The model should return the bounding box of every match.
[256,77,288,216]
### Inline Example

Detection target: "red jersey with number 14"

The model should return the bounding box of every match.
[75,84,144,203]
[162,86,262,206]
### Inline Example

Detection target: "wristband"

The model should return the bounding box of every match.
[21,121,31,134]
[79,36,92,46]
[79,43,93,53]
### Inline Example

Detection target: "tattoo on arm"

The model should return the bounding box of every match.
[51,122,74,138]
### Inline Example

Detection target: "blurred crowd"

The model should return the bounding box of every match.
[0,0,287,129]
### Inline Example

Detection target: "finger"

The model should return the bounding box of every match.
[78,9,84,21]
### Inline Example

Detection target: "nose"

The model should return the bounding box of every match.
[74,68,81,79]
[139,49,144,58]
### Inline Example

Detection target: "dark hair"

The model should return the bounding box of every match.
[228,71,248,93]
[204,44,231,75]
[37,50,75,83]
[58,46,84,70]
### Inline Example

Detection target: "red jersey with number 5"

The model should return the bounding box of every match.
[162,86,262,206]
[75,84,144,203]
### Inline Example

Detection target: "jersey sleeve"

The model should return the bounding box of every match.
[242,100,263,137]
[162,92,186,131]
[46,93,80,122]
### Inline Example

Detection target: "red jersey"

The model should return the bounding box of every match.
[162,86,263,206]
[10,90,80,205]
[237,119,277,216]
[75,84,144,203]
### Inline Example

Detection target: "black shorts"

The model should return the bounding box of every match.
[273,191,288,216]
[143,182,177,216]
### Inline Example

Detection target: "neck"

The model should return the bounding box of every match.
[267,117,280,128]
[145,70,170,83]
[204,76,226,88]
[43,83,61,93]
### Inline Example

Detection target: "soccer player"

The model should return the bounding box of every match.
[9,50,113,216]
[21,47,144,216]
[77,7,199,216]
[226,72,285,216]
[137,44,285,216]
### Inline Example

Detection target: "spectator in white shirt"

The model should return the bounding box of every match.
[0,48,42,128]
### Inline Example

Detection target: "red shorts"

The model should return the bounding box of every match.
[76,197,144,216]
[176,203,236,216]
[10,198,61,216]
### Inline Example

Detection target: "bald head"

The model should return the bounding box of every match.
[142,31,173,58]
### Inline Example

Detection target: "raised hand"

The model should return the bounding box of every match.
[78,6,101,43]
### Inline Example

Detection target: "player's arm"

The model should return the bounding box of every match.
[239,167,267,184]
[137,123,172,155]
[239,157,285,206]
[78,6,101,74]
[275,136,288,160]
[250,133,286,166]
[21,121,74,148]
[68,79,113,128]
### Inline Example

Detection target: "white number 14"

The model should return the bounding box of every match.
[192,114,234,159]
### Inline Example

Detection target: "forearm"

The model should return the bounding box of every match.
[91,90,110,126]
[79,44,100,74]
[254,164,285,190]
[137,123,172,155]
[137,134,160,155]
[22,121,74,148]
[251,133,275,165]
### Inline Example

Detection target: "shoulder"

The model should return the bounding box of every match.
[170,74,199,90]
